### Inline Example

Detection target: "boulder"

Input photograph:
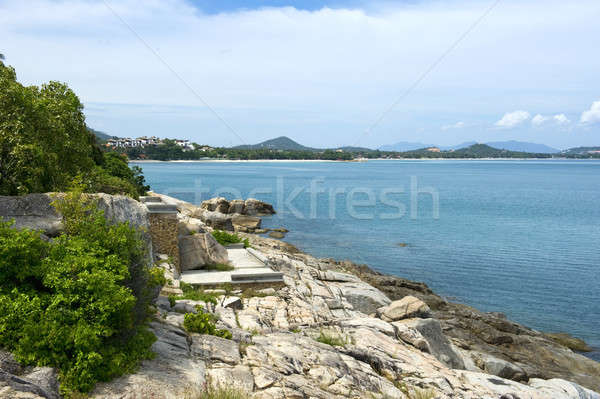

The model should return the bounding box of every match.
[376,295,431,321]
[0,193,62,236]
[193,209,234,231]
[232,215,261,232]
[179,233,229,271]
[200,197,230,213]
[268,231,285,239]
[177,220,204,236]
[392,318,465,370]
[471,351,527,381]
[244,198,275,216]
[227,199,246,214]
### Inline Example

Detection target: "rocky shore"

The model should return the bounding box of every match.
[1,193,599,399]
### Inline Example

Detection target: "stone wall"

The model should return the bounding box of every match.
[148,213,180,274]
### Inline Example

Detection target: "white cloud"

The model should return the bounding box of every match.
[580,101,600,124]
[495,111,531,128]
[442,121,465,130]
[532,114,549,126]
[532,113,570,126]
[553,113,570,124]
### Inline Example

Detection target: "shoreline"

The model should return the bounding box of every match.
[129,157,598,163]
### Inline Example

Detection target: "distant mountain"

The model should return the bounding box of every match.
[233,136,375,152]
[380,140,558,153]
[485,140,560,154]
[234,136,317,151]
[88,127,116,142]
[438,141,477,151]
[379,141,435,152]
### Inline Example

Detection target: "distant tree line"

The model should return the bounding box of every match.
[107,140,596,161]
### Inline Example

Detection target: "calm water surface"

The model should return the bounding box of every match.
[134,160,600,359]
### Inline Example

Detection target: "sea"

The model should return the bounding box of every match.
[133,159,600,360]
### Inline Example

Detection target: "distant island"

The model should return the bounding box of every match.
[93,132,600,161]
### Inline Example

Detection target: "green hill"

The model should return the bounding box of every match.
[400,144,552,158]
[234,136,317,151]
[233,136,374,153]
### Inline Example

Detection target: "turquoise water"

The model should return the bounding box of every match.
[134,160,600,359]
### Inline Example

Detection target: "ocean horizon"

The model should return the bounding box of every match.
[134,159,600,360]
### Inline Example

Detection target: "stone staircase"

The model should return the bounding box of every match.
[180,246,284,289]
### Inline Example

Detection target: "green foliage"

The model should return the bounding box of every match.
[315,330,348,347]
[168,295,177,308]
[180,282,219,305]
[183,308,232,339]
[0,62,148,197]
[0,190,161,395]
[211,230,249,248]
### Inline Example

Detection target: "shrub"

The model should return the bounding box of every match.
[0,189,161,396]
[211,230,249,248]
[183,308,232,339]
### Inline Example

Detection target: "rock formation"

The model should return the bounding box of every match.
[1,193,599,399]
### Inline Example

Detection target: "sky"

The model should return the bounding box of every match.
[1,0,600,149]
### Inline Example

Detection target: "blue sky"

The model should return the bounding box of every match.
[1,0,600,149]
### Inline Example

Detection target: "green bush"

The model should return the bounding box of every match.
[0,190,161,396]
[183,308,232,339]
[211,230,250,248]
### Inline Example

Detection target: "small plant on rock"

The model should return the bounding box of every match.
[211,230,250,248]
[183,307,232,339]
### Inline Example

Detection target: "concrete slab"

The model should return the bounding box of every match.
[227,248,265,269]
[179,247,284,288]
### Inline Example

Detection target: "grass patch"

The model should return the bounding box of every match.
[204,263,234,272]
[211,230,250,248]
[315,330,348,347]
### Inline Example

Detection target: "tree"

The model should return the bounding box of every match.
[0,62,148,197]
[0,63,94,195]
